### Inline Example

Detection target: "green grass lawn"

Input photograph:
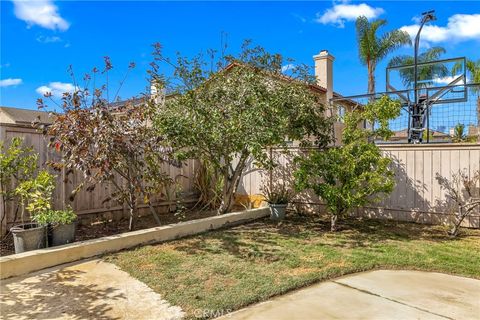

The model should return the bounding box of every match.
[106,215,480,319]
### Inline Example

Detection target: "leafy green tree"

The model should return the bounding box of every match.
[151,41,333,215]
[388,47,447,88]
[295,96,401,231]
[356,16,411,95]
[0,137,38,227]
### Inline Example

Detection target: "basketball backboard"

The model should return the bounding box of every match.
[386,57,467,105]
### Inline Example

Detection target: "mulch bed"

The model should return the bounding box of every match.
[0,209,220,257]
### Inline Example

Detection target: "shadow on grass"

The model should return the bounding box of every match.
[173,214,473,259]
[0,269,125,320]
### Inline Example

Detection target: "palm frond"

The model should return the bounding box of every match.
[388,55,412,67]
[378,29,411,60]
[420,47,446,62]
[356,16,371,65]
[466,60,480,84]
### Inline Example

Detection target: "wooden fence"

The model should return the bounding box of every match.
[2,120,479,235]
[0,123,198,236]
[236,143,480,228]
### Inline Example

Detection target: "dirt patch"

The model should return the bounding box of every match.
[1,209,219,257]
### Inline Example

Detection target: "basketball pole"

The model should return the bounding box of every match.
[413,10,436,143]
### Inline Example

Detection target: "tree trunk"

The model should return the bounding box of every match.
[139,184,162,226]
[367,62,376,139]
[128,192,137,231]
[217,153,249,215]
[450,203,479,237]
[367,62,376,96]
[330,214,338,232]
[449,223,460,238]
[217,169,243,215]
[217,183,235,215]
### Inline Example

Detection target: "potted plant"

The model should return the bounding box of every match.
[9,222,47,254]
[262,183,294,221]
[34,208,77,246]
[10,170,55,253]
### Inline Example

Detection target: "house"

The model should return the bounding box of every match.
[0,106,53,126]
[314,50,352,144]
[389,128,451,142]
[1,49,353,143]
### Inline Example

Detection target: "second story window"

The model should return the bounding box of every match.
[337,105,346,122]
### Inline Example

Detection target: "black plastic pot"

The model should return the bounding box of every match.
[48,222,76,247]
[10,223,47,253]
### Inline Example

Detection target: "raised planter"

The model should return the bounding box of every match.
[10,223,46,253]
[0,207,269,279]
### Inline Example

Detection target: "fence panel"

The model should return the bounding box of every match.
[237,144,480,228]
[0,123,197,236]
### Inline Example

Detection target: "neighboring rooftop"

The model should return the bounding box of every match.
[390,128,450,141]
[0,106,53,125]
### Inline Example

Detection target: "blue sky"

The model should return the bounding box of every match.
[1,1,479,110]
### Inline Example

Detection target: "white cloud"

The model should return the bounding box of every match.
[401,14,480,44]
[0,78,22,87]
[316,1,384,28]
[281,64,296,73]
[36,82,77,97]
[433,75,470,85]
[12,0,69,31]
[36,35,62,43]
[433,76,458,85]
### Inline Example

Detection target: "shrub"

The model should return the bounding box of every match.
[15,170,56,224]
[295,96,401,231]
[262,183,294,205]
[33,207,77,226]
[0,137,38,225]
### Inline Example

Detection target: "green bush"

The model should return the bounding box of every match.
[33,207,77,225]
[15,170,56,224]
[262,183,294,205]
[295,96,401,231]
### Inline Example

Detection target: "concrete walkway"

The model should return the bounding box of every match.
[0,259,184,320]
[2,264,479,320]
[221,270,480,320]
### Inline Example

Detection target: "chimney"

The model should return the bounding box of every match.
[150,79,164,104]
[313,50,335,102]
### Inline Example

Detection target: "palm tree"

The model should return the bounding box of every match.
[388,47,448,89]
[356,16,411,95]
[452,123,467,143]
[453,59,480,128]
[452,59,480,105]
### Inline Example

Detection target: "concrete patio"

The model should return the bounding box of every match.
[0,259,184,320]
[221,270,480,320]
[1,261,479,320]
